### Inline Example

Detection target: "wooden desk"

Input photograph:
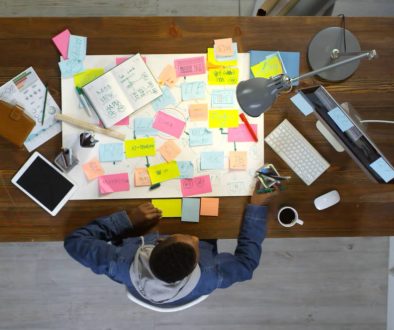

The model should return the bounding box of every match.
[0,17,393,241]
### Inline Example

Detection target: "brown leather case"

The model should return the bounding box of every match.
[0,100,36,147]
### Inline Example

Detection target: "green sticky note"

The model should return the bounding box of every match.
[152,199,182,217]
[73,68,105,88]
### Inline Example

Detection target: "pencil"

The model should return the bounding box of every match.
[41,84,49,125]
[239,113,258,142]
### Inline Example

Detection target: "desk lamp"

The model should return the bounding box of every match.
[236,27,377,117]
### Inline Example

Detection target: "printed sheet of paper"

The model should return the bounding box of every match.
[152,199,182,217]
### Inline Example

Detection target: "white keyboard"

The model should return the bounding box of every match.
[265,119,330,185]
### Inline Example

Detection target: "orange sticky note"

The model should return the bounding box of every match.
[159,140,181,162]
[82,158,105,181]
[158,64,177,88]
[200,198,219,216]
[214,38,233,57]
[229,151,247,170]
[134,168,151,187]
[189,104,208,121]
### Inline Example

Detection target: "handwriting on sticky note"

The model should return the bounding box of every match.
[52,29,71,59]
[189,128,213,147]
[98,173,130,194]
[188,104,208,121]
[201,151,225,170]
[134,117,158,137]
[152,199,182,217]
[159,140,181,162]
[152,111,186,138]
[177,161,194,179]
[174,56,206,77]
[134,167,151,187]
[370,157,394,183]
[99,143,124,162]
[181,198,200,223]
[181,81,206,101]
[58,59,84,78]
[328,107,354,132]
[151,86,176,112]
[214,38,234,57]
[74,68,105,88]
[209,110,239,128]
[68,35,87,61]
[207,48,237,68]
[148,161,180,184]
[228,124,258,142]
[158,64,177,87]
[251,53,284,79]
[229,151,247,170]
[200,198,219,216]
[208,68,239,85]
[82,158,105,181]
[211,89,235,108]
[180,175,212,197]
[125,138,156,158]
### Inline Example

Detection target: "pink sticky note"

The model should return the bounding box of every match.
[98,116,129,127]
[152,111,186,138]
[98,173,130,194]
[174,56,206,77]
[52,29,71,60]
[228,124,258,142]
[116,56,146,65]
[180,175,212,197]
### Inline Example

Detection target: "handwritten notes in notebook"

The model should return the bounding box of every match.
[228,124,258,142]
[251,53,285,79]
[52,29,70,59]
[200,198,219,216]
[188,104,208,121]
[99,143,124,162]
[134,118,158,137]
[189,128,213,147]
[214,38,234,57]
[148,161,180,184]
[125,138,156,158]
[159,140,181,162]
[153,111,186,138]
[158,64,177,87]
[208,68,239,85]
[180,175,212,197]
[181,81,206,101]
[82,158,105,181]
[201,152,225,170]
[134,168,151,187]
[229,151,247,170]
[208,110,239,128]
[99,173,130,194]
[174,56,206,77]
[181,198,200,223]
[211,89,235,108]
[152,199,182,217]
[151,86,176,112]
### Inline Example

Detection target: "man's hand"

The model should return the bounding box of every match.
[250,183,279,206]
[129,202,162,228]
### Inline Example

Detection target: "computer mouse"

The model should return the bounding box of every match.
[314,190,340,210]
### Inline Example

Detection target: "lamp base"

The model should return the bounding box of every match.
[307,27,361,82]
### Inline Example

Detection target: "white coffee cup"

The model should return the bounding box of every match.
[277,206,304,227]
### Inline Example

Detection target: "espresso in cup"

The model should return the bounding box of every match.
[277,206,304,227]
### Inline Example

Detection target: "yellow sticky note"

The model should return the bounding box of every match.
[209,110,239,128]
[208,68,239,85]
[125,138,156,158]
[207,48,237,68]
[229,151,248,170]
[134,168,151,187]
[73,68,105,88]
[159,140,181,162]
[251,54,284,79]
[148,161,180,184]
[189,104,208,121]
[152,199,182,217]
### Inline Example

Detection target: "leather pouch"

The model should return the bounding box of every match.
[0,100,36,147]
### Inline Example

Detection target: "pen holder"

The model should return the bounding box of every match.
[54,149,79,173]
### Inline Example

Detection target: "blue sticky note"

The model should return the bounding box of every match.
[189,128,213,147]
[151,86,176,112]
[211,89,235,108]
[215,42,238,62]
[68,35,87,61]
[181,198,200,223]
[58,59,84,78]
[134,118,158,137]
[200,151,224,170]
[290,93,314,116]
[328,107,354,132]
[99,143,124,162]
[370,157,394,183]
[178,161,194,179]
[181,81,206,101]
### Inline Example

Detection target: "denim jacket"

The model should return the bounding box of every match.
[64,204,267,308]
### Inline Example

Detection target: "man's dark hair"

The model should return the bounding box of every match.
[149,239,197,283]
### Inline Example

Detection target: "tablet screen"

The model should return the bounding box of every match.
[16,156,75,212]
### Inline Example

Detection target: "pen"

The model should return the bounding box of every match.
[41,84,48,125]
[239,113,258,142]
[76,87,92,117]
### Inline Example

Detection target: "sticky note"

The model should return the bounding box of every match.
[290,93,314,116]
[158,64,177,88]
[211,89,235,108]
[151,199,182,217]
[208,68,239,85]
[200,198,219,216]
[209,110,239,128]
[181,198,200,223]
[207,48,237,68]
[99,143,124,162]
[214,43,238,62]
[228,124,258,142]
[52,29,70,59]
[98,173,130,194]
[148,161,181,184]
[159,140,181,162]
[370,157,394,183]
[82,158,105,181]
[151,86,176,112]
[189,128,213,147]
[68,35,87,61]
[188,104,208,121]
[174,56,206,77]
[73,68,104,88]
[116,56,130,65]
[134,118,158,137]
[114,116,129,126]
[229,151,248,170]
[181,81,206,101]
[177,161,194,179]
[201,152,224,170]
[214,38,234,57]
[125,138,156,158]
[153,111,186,138]
[58,59,84,78]
[180,175,212,197]
[251,55,284,79]
[134,167,151,187]
[328,107,354,132]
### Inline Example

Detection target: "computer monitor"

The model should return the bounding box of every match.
[296,85,394,183]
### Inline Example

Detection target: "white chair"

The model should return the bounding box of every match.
[126,288,209,312]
